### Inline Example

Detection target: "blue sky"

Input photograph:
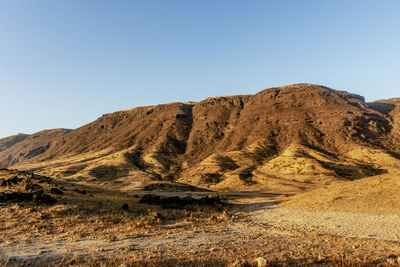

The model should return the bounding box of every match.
[1,0,399,137]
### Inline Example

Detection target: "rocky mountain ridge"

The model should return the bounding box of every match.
[2,84,399,192]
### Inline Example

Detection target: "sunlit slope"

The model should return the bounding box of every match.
[178,143,389,193]
[6,84,400,192]
[282,146,400,213]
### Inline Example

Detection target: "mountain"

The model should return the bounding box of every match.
[2,84,400,193]
[0,133,28,153]
[0,129,70,168]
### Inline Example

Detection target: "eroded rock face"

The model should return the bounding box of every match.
[184,84,393,163]
[37,103,194,158]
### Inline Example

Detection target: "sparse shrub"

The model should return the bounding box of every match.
[160,164,181,181]
[150,172,163,181]
[124,150,148,170]
[89,165,129,181]
[252,146,277,164]
[217,188,232,200]
[215,156,239,171]
[135,209,162,227]
[239,167,257,185]
[62,164,88,176]
[202,173,223,184]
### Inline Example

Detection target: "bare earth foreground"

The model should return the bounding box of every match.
[2,85,400,266]
[2,193,400,266]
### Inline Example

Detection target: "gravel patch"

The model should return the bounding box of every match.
[252,206,400,241]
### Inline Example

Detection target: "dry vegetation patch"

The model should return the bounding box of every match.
[0,169,229,248]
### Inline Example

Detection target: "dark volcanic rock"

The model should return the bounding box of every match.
[0,191,57,204]
[139,194,223,209]
[50,188,63,195]
[0,176,22,187]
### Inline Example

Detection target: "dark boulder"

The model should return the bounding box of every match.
[0,176,22,187]
[50,188,63,195]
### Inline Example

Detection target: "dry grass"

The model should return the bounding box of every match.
[282,146,400,214]
[0,170,229,248]
[2,168,400,266]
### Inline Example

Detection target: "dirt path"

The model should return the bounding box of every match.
[254,170,320,191]
[2,195,400,265]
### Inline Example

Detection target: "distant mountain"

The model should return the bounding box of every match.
[3,84,400,192]
[0,133,28,153]
[0,129,70,168]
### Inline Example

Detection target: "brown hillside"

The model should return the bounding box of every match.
[368,98,400,152]
[36,84,395,161]
[0,133,28,153]
[368,97,400,114]
[0,129,70,168]
[39,103,194,159]
[5,84,400,192]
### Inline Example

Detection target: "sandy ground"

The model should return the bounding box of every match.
[2,194,400,265]
[252,207,400,241]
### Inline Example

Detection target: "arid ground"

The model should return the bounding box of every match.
[1,84,400,266]
[1,169,400,266]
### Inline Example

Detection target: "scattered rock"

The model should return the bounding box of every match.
[316,255,325,262]
[209,215,218,223]
[67,259,77,265]
[254,257,267,267]
[29,207,38,212]
[0,191,57,204]
[138,194,223,209]
[0,176,22,187]
[386,258,396,264]
[118,264,130,267]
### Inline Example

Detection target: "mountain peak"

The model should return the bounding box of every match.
[0,84,398,192]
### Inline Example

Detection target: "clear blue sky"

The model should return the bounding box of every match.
[1,0,399,137]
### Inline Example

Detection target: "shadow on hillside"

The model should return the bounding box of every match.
[368,102,395,114]
[296,148,388,180]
